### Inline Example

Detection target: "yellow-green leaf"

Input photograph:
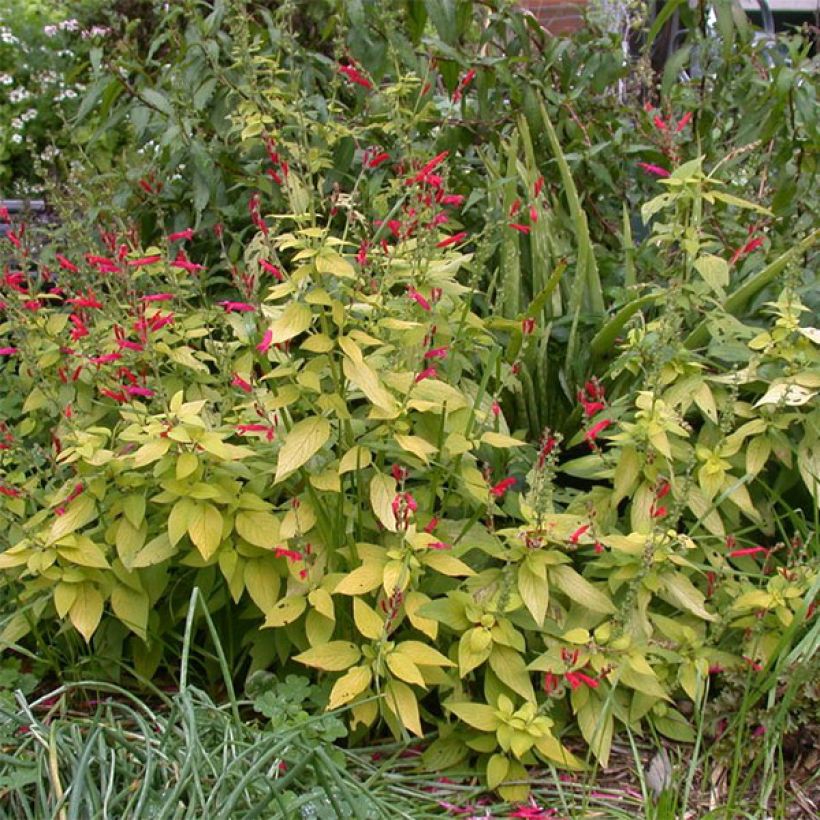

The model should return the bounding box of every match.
[132,438,172,468]
[446,702,498,732]
[486,753,510,790]
[48,494,96,545]
[395,640,455,667]
[69,583,104,642]
[187,502,223,560]
[57,537,110,569]
[275,416,331,482]
[480,432,526,448]
[333,562,384,595]
[339,445,372,474]
[328,665,372,709]
[110,584,149,639]
[353,597,384,640]
[168,498,196,546]
[243,558,281,612]
[343,356,399,415]
[550,565,615,614]
[264,595,307,628]
[386,651,426,687]
[265,301,313,345]
[394,433,437,464]
[294,641,361,672]
[384,679,423,736]
[235,510,281,548]
[370,472,397,532]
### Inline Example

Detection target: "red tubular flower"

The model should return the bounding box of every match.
[231,374,252,393]
[490,477,516,498]
[428,541,451,551]
[168,228,195,242]
[126,386,155,398]
[638,162,671,178]
[69,314,89,341]
[169,252,205,273]
[534,176,545,197]
[67,291,103,309]
[521,317,536,335]
[584,419,612,447]
[140,293,174,303]
[675,112,693,132]
[257,329,273,353]
[366,150,390,169]
[0,485,21,497]
[274,547,303,562]
[653,115,667,131]
[3,271,27,293]
[728,546,769,558]
[543,672,561,694]
[424,346,448,360]
[407,287,431,311]
[730,236,764,265]
[651,505,668,519]
[440,194,464,207]
[100,387,127,403]
[219,301,256,313]
[655,480,671,500]
[338,63,372,89]
[509,222,530,234]
[569,524,591,544]
[0,347,18,356]
[435,232,467,249]
[424,516,439,533]
[56,254,79,273]
[529,205,539,223]
[89,353,121,365]
[260,259,283,280]
[568,670,599,689]
[127,255,163,268]
[414,366,437,383]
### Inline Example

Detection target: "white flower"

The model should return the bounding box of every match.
[9,87,31,103]
[11,133,22,144]
[59,19,80,32]
[21,108,37,122]
[0,73,12,86]
[10,117,23,130]
[43,24,58,37]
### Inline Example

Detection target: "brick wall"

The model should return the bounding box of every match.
[518,0,588,35]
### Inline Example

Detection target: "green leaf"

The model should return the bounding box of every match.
[384,679,423,736]
[140,88,174,117]
[264,595,307,628]
[131,534,177,568]
[57,537,110,569]
[550,565,615,614]
[489,645,536,703]
[110,584,149,640]
[661,572,716,621]
[694,254,729,292]
[710,190,772,215]
[487,753,510,790]
[343,356,399,415]
[243,558,281,612]
[275,416,331,483]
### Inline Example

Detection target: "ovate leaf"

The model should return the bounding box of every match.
[328,665,372,709]
[294,641,361,672]
[69,583,104,642]
[187,502,223,560]
[275,417,331,482]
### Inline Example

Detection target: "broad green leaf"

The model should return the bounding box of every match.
[110,584,149,639]
[168,498,196,546]
[479,432,526,448]
[518,563,548,626]
[315,249,355,278]
[53,582,78,618]
[487,753,510,790]
[275,416,331,482]
[661,572,716,621]
[423,552,475,577]
[694,255,729,292]
[131,534,176,568]
[132,438,172,468]
[339,445,372,474]
[294,641,361,672]
[57,537,109,569]
[489,645,535,702]
[550,565,615,614]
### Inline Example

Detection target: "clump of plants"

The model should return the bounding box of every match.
[0,0,817,803]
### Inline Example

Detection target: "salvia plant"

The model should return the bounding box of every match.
[0,0,817,801]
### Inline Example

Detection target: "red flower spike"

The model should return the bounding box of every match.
[414,367,437,383]
[638,162,670,178]
[168,228,195,242]
[675,112,693,132]
[55,254,79,273]
[584,419,612,447]
[509,223,530,234]
[490,477,516,498]
[231,374,252,393]
[569,524,591,544]
[338,63,372,89]
[424,346,448,360]
[729,546,768,558]
[407,287,431,311]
